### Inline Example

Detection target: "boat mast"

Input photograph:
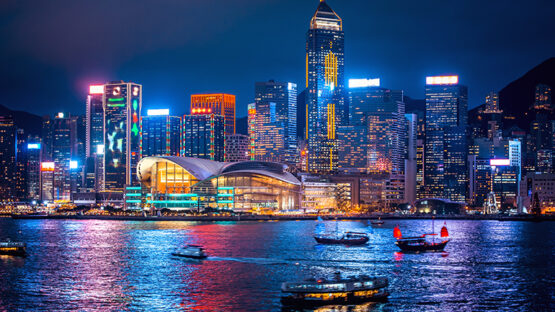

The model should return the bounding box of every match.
[432,216,435,243]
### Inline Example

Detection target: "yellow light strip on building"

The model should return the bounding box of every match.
[324,51,338,87]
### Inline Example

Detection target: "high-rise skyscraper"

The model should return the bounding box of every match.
[103,81,142,191]
[306,0,345,173]
[86,85,105,191]
[345,81,406,175]
[141,109,181,157]
[182,112,225,161]
[254,80,297,163]
[424,75,468,203]
[25,138,42,201]
[191,94,235,135]
[41,113,78,200]
[0,116,16,202]
[405,113,418,204]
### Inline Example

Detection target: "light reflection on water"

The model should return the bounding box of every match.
[0,219,553,311]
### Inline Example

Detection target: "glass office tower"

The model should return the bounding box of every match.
[254,80,297,164]
[182,113,225,162]
[103,81,142,191]
[141,109,181,157]
[306,0,345,173]
[86,85,105,191]
[191,94,236,135]
[424,76,468,203]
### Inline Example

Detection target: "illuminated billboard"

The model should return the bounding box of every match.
[89,85,104,94]
[147,109,169,116]
[41,162,55,171]
[490,159,510,166]
[348,78,380,88]
[426,76,459,85]
[27,143,41,150]
[69,160,78,169]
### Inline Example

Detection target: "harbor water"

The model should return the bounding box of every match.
[0,219,553,311]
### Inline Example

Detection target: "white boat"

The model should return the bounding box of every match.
[172,244,207,259]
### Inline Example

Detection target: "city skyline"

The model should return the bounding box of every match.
[1,0,555,117]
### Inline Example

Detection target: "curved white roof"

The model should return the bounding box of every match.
[137,156,301,186]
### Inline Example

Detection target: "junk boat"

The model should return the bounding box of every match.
[0,240,26,257]
[370,217,384,225]
[394,220,450,253]
[172,244,207,259]
[281,272,389,307]
[314,232,369,245]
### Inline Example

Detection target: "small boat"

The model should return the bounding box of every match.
[314,218,369,245]
[0,240,26,257]
[172,244,207,259]
[281,272,389,307]
[370,217,384,225]
[393,221,450,253]
[314,232,369,245]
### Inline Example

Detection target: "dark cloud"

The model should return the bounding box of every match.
[1,0,554,117]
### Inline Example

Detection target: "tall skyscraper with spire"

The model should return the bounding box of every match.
[306,0,345,173]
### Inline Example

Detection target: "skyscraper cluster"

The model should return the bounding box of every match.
[1,0,553,214]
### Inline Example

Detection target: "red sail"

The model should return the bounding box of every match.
[393,225,402,238]
[440,222,449,237]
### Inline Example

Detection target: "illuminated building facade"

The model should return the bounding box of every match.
[468,137,521,210]
[404,113,418,204]
[86,85,105,191]
[254,80,297,164]
[306,0,345,173]
[141,109,181,157]
[103,81,142,191]
[40,162,55,201]
[131,157,301,212]
[182,113,225,162]
[0,116,16,201]
[522,172,555,214]
[347,84,405,174]
[191,94,236,135]
[25,138,42,200]
[225,134,249,162]
[336,125,368,172]
[15,129,27,200]
[247,103,256,160]
[530,84,553,173]
[424,76,468,203]
[41,113,78,200]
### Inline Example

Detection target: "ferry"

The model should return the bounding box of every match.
[0,240,26,257]
[281,273,389,307]
[370,217,384,225]
[171,245,207,259]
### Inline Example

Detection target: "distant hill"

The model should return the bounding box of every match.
[499,57,555,129]
[0,104,43,136]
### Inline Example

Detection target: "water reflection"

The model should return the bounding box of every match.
[0,219,553,311]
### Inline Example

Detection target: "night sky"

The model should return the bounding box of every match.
[1,0,554,117]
